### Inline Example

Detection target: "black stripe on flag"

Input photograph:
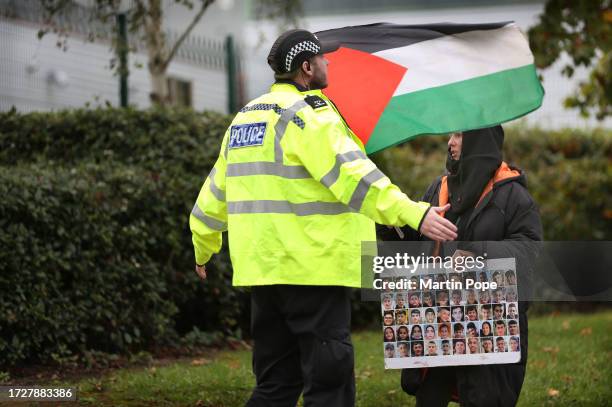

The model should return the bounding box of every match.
[316,22,512,54]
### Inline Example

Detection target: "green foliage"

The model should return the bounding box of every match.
[0,107,244,367]
[528,0,611,119]
[375,126,612,240]
[0,108,609,368]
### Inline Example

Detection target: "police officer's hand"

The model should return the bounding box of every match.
[195,264,207,280]
[419,204,458,242]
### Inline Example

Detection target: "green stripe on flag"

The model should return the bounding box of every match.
[366,64,544,154]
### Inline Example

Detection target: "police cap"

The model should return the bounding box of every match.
[267,29,339,74]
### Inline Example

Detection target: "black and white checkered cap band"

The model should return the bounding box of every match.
[284,40,320,72]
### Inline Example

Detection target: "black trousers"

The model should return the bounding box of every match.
[246,285,355,407]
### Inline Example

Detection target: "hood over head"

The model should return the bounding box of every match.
[445,125,504,218]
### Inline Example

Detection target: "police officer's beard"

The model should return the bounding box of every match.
[310,71,327,90]
[302,69,327,90]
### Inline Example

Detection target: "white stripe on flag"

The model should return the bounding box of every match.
[373,23,534,96]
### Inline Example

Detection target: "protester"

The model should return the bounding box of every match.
[378,126,542,406]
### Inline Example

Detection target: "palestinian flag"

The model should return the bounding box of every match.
[316,22,544,154]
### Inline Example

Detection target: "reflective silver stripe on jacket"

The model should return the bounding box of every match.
[191,203,227,231]
[274,99,308,163]
[319,150,368,188]
[227,200,354,216]
[226,162,310,179]
[207,167,226,201]
[348,168,386,211]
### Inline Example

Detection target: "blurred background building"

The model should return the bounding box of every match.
[0,0,609,129]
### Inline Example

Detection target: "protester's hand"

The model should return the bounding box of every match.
[195,264,207,280]
[419,204,458,242]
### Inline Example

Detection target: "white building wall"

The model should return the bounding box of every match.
[0,18,227,113]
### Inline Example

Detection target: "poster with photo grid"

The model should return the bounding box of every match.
[382,258,521,369]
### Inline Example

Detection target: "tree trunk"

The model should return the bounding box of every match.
[150,67,168,106]
[145,0,169,106]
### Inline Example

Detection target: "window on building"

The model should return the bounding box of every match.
[167,77,192,107]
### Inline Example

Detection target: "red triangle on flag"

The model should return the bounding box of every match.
[323,47,407,146]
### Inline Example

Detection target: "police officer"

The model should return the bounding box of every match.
[190,29,457,407]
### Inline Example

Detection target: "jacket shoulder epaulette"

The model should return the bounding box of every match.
[304,95,328,110]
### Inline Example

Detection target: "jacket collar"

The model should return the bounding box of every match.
[437,162,523,218]
[270,79,308,92]
[270,81,326,98]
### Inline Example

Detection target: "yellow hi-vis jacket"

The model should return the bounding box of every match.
[190,82,430,287]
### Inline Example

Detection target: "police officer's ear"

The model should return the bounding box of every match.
[301,59,313,77]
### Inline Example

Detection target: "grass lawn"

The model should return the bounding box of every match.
[51,311,612,406]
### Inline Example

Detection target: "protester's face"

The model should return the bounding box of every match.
[411,312,421,324]
[467,309,477,320]
[384,314,393,326]
[468,338,479,353]
[497,339,506,352]
[413,343,423,356]
[494,306,504,319]
[448,132,463,159]
[454,341,465,354]
[306,55,328,89]
[509,324,519,335]
[425,326,435,340]
[510,338,519,351]
[496,324,506,336]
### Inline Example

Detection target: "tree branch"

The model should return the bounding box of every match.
[162,0,215,70]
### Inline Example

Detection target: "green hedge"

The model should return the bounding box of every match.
[0,108,245,367]
[374,126,612,240]
[0,108,609,367]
